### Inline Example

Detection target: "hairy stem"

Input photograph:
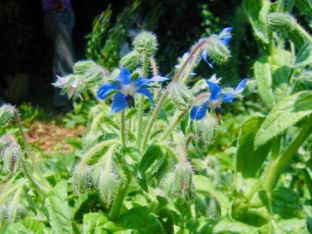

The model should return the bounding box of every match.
[110,175,131,220]
[120,111,126,147]
[150,57,160,101]
[136,53,149,147]
[262,120,312,191]
[181,49,201,83]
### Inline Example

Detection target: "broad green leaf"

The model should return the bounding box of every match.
[295,0,312,15]
[137,145,163,192]
[255,91,312,147]
[119,206,164,233]
[276,218,309,234]
[4,219,49,234]
[294,43,312,68]
[254,50,291,109]
[244,0,270,44]
[45,181,73,234]
[236,115,271,178]
[83,212,109,234]
[213,219,258,234]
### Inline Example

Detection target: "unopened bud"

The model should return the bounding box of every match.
[72,165,93,194]
[73,60,96,75]
[84,65,109,87]
[0,135,13,158]
[173,163,194,199]
[268,13,296,32]
[194,113,218,144]
[169,82,194,111]
[3,144,21,173]
[208,197,221,219]
[133,31,158,57]
[4,203,27,223]
[98,169,119,204]
[0,105,15,127]
[205,35,231,64]
[120,50,142,71]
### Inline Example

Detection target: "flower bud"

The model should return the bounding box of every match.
[173,163,194,199]
[98,168,119,204]
[72,164,93,194]
[3,144,21,173]
[169,82,194,111]
[205,35,231,64]
[0,135,13,158]
[84,65,109,87]
[133,31,158,57]
[0,105,15,127]
[120,50,142,71]
[162,173,176,198]
[5,203,27,223]
[268,13,296,32]
[208,197,221,219]
[194,113,218,144]
[73,60,96,75]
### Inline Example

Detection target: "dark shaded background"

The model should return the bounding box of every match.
[0,0,256,106]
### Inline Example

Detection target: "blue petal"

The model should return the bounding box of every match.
[190,102,209,121]
[135,77,151,88]
[190,106,198,120]
[109,91,128,116]
[235,78,248,94]
[206,81,222,101]
[116,67,131,85]
[201,50,213,68]
[220,37,231,45]
[222,93,235,103]
[137,87,153,104]
[218,27,233,37]
[150,75,170,82]
[97,83,120,100]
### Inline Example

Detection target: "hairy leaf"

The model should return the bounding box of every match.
[119,206,164,233]
[213,219,258,234]
[255,91,312,147]
[294,43,312,68]
[83,212,109,234]
[236,115,271,178]
[44,181,73,234]
[244,0,270,44]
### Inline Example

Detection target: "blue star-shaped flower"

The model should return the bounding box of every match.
[201,27,233,68]
[97,67,168,115]
[190,78,247,121]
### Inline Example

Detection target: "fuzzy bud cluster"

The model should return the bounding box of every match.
[268,13,296,32]
[169,82,194,111]
[133,31,158,57]
[0,105,15,127]
[72,164,93,194]
[2,203,27,223]
[205,35,231,64]
[164,162,194,200]
[120,50,142,71]
[194,113,218,144]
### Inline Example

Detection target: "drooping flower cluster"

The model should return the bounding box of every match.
[190,78,248,121]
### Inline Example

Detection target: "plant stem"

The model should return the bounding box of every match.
[140,39,209,152]
[180,49,201,83]
[262,120,312,191]
[296,24,312,43]
[150,57,160,101]
[110,176,131,221]
[14,110,51,190]
[120,111,126,147]
[0,183,24,206]
[136,53,149,147]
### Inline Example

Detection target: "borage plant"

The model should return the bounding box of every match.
[0,26,251,233]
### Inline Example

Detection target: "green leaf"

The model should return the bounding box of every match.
[212,219,258,234]
[254,50,291,109]
[138,145,162,192]
[294,43,312,68]
[244,0,270,44]
[180,113,190,135]
[276,218,309,233]
[236,115,271,178]
[44,181,73,234]
[295,0,312,15]
[119,206,164,233]
[83,212,109,234]
[255,91,312,147]
[4,219,49,234]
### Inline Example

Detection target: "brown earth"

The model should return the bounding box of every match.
[26,120,85,152]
